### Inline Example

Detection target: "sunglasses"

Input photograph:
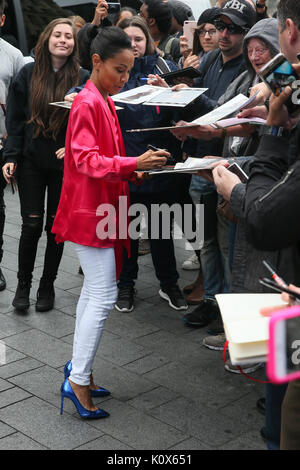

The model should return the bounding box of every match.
[214,19,248,35]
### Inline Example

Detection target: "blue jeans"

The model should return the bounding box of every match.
[189,175,229,298]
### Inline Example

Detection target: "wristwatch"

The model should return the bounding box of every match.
[256,1,266,9]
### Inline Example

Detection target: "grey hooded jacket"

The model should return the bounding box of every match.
[218,17,280,160]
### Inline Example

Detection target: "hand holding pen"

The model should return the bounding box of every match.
[259,260,300,316]
[143,75,169,88]
[147,145,174,165]
[261,260,300,304]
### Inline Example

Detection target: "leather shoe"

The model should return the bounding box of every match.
[0,268,6,291]
[183,269,203,294]
[186,282,204,305]
[183,299,219,328]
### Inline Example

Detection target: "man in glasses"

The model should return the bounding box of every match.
[171,1,256,330]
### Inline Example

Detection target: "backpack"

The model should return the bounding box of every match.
[161,36,179,63]
[155,56,172,75]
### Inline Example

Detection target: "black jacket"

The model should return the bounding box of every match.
[3,62,90,170]
[243,134,300,285]
[183,50,245,158]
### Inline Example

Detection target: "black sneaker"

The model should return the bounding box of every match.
[206,313,224,335]
[115,286,136,312]
[159,285,188,311]
[184,299,219,327]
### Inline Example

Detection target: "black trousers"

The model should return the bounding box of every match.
[118,191,179,290]
[16,158,64,283]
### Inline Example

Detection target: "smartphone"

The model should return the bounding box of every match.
[259,53,300,116]
[107,2,120,14]
[183,21,197,50]
[268,305,300,383]
[227,162,249,183]
[259,277,300,300]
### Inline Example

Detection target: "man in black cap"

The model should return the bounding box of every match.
[215,0,256,60]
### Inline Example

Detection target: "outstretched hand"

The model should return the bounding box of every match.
[212,165,240,201]
[260,285,300,317]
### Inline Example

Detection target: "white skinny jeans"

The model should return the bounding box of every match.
[69,244,117,386]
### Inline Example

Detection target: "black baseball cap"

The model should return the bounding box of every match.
[197,7,221,27]
[218,0,256,29]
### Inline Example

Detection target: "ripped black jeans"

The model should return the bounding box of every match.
[16,158,64,284]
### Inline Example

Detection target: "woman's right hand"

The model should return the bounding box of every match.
[147,74,169,88]
[2,163,16,184]
[136,149,169,170]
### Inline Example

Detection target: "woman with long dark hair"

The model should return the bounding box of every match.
[3,18,90,313]
[52,26,167,418]
[179,8,219,71]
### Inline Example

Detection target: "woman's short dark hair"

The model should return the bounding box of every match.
[118,16,156,56]
[90,26,132,62]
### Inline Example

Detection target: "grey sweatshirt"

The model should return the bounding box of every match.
[0,38,25,139]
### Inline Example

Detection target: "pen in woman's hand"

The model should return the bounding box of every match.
[147,144,167,152]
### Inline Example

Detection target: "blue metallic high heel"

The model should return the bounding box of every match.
[64,361,111,398]
[60,378,109,419]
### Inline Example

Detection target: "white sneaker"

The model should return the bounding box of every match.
[182,254,200,271]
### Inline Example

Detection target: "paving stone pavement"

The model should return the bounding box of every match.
[0,187,267,450]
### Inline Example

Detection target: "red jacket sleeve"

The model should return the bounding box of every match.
[69,101,137,181]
